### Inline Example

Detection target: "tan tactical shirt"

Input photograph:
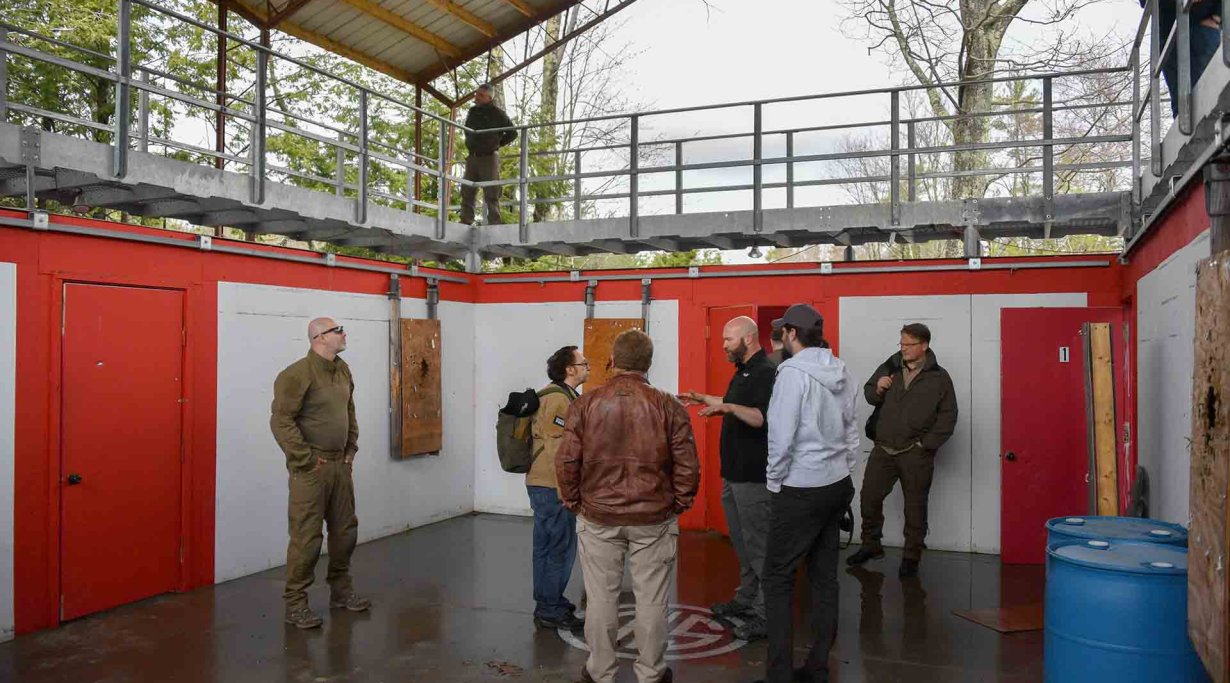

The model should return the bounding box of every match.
[526,383,577,489]
[270,350,358,472]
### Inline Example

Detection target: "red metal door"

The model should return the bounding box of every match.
[687,305,757,535]
[60,283,184,620]
[1000,307,1126,564]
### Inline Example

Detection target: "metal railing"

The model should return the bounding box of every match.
[0,0,1217,249]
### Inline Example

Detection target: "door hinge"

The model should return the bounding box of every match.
[704,325,710,340]
[182,328,186,346]
[179,541,184,564]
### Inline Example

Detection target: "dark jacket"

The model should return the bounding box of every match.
[555,372,700,526]
[270,351,358,472]
[464,102,517,157]
[863,348,957,453]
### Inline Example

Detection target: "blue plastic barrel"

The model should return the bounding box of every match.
[1045,539,1208,682]
[1046,515,1187,547]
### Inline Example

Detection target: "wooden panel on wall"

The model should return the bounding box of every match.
[1190,254,1230,683]
[1084,322,1120,515]
[583,318,645,390]
[400,319,442,457]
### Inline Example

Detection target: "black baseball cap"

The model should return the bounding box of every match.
[771,303,824,331]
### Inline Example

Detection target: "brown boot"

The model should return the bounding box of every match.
[285,605,323,629]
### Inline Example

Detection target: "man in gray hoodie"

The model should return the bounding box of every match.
[751,304,859,683]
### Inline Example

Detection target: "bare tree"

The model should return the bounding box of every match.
[840,0,1123,199]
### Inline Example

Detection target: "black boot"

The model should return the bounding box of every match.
[846,546,885,566]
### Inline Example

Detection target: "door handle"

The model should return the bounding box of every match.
[1003,452,1017,462]
[66,474,82,485]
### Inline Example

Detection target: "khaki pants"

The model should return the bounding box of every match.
[283,458,358,610]
[460,154,503,225]
[577,516,678,683]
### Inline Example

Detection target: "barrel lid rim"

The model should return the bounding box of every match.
[1047,539,1188,574]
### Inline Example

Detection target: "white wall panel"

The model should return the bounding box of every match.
[1138,230,1209,525]
[472,300,680,516]
[215,283,475,583]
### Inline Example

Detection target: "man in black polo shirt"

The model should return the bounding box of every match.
[680,316,776,641]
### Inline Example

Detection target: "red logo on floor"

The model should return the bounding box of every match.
[558,603,748,660]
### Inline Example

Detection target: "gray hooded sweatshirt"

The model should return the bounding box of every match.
[765,346,859,492]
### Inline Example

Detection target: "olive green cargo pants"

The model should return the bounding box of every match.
[283,457,358,609]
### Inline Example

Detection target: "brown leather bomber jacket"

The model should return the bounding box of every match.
[555,372,700,526]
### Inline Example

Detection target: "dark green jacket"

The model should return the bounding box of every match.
[464,102,517,157]
[270,351,359,472]
[863,348,957,452]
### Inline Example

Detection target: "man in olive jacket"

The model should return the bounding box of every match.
[270,317,371,629]
[460,83,518,225]
[847,323,958,578]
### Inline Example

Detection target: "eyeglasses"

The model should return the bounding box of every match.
[571,361,590,368]
[313,325,344,339]
[898,341,922,348]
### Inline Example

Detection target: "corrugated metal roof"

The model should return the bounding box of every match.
[220,0,588,91]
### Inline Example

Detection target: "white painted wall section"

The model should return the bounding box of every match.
[1137,230,1209,525]
[215,283,475,583]
[472,300,680,516]
[840,293,1087,554]
[0,262,15,642]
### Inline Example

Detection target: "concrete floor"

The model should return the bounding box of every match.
[0,513,1046,683]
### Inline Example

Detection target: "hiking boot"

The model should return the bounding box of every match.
[329,592,372,612]
[710,599,754,618]
[535,611,585,630]
[732,615,767,641]
[846,547,885,566]
[285,606,323,629]
[899,558,920,578]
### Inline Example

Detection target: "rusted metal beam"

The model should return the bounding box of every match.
[265,0,315,28]
[335,0,463,58]
[421,0,498,37]
[454,0,639,107]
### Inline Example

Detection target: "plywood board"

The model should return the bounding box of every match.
[952,604,1044,633]
[1085,322,1119,516]
[1190,254,1230,683]
[400,319,442,457]
[583,318,645,390]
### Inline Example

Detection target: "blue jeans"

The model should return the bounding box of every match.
[1162,25,1222,116]
[528,485,577,619]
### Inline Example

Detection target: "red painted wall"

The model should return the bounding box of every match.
[2,209,1130,634]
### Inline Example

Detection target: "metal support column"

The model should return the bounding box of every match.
[573,150,583,220]
[640,278,651,332]
[890,90,900,225]
[250,36,267,205]
[438,120,449,239]
[1150,0,1163,177]
[137,70,149,153]
[964,225,981,258]
[585,280,597,318]
[113,0,133,179]
[1131,51,1141,212]
[1177,0,1193,135]
[215,1,227,171]
[786,131,795,209]
[356,88,368,223]
[1203,160,1230,254]
[335,131,345,197]
[519,127,530,241]
[388,274,402,459]
[843,245,854,262]
[1043,76,1054,224]
[414,86,423,213]
[426,278,440,320]
[629,114,640,238]
[907,121,916,202]
[1,27,9,120]
[753,103,763,233]
[674,141,683,215]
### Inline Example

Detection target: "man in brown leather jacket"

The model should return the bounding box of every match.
[556,329,699,683]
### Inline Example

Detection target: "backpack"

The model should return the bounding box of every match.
[495,385,569,473]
